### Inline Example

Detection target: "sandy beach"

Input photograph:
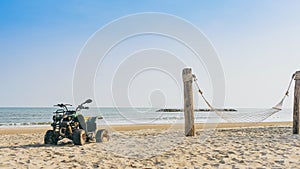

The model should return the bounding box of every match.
[0,122,300,168]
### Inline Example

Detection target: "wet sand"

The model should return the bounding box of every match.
[0,122,299,168]
[0,122,291,134]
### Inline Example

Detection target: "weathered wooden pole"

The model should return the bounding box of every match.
[182,68,195,136]
[293,71,300,134]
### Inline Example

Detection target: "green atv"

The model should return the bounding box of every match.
[44,99,109,145]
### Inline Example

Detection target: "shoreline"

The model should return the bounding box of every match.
[0,121,292,134]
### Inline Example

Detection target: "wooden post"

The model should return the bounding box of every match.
[293,71,300,134]
[182,68,195,136]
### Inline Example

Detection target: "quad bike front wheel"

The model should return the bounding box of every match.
[96,129,109,143]
[44,130,58,145]
[73,129,86,145]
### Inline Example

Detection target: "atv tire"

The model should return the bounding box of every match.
[44,130,58,145]
[86,132,96,143]
[96,129,109,143]
[73,129,86,145]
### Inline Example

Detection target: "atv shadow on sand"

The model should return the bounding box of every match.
[44,99,109,145]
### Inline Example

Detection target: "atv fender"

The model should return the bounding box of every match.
[77,114,87,132]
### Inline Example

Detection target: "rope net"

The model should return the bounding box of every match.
[192,74,295,123]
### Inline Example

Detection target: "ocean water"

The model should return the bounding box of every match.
[0,107,292,127]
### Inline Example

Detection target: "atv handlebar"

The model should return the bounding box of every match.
[54,99,92,112]
[54,103,72,107]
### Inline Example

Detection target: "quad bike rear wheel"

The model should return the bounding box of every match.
[86,132,96,143]
[44,130,58,145]
[73,129,86,145]
[96,129,109,143]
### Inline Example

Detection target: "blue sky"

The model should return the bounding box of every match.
[0,1,300,108]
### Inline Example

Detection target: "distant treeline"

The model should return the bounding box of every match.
[156,108,237,112]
